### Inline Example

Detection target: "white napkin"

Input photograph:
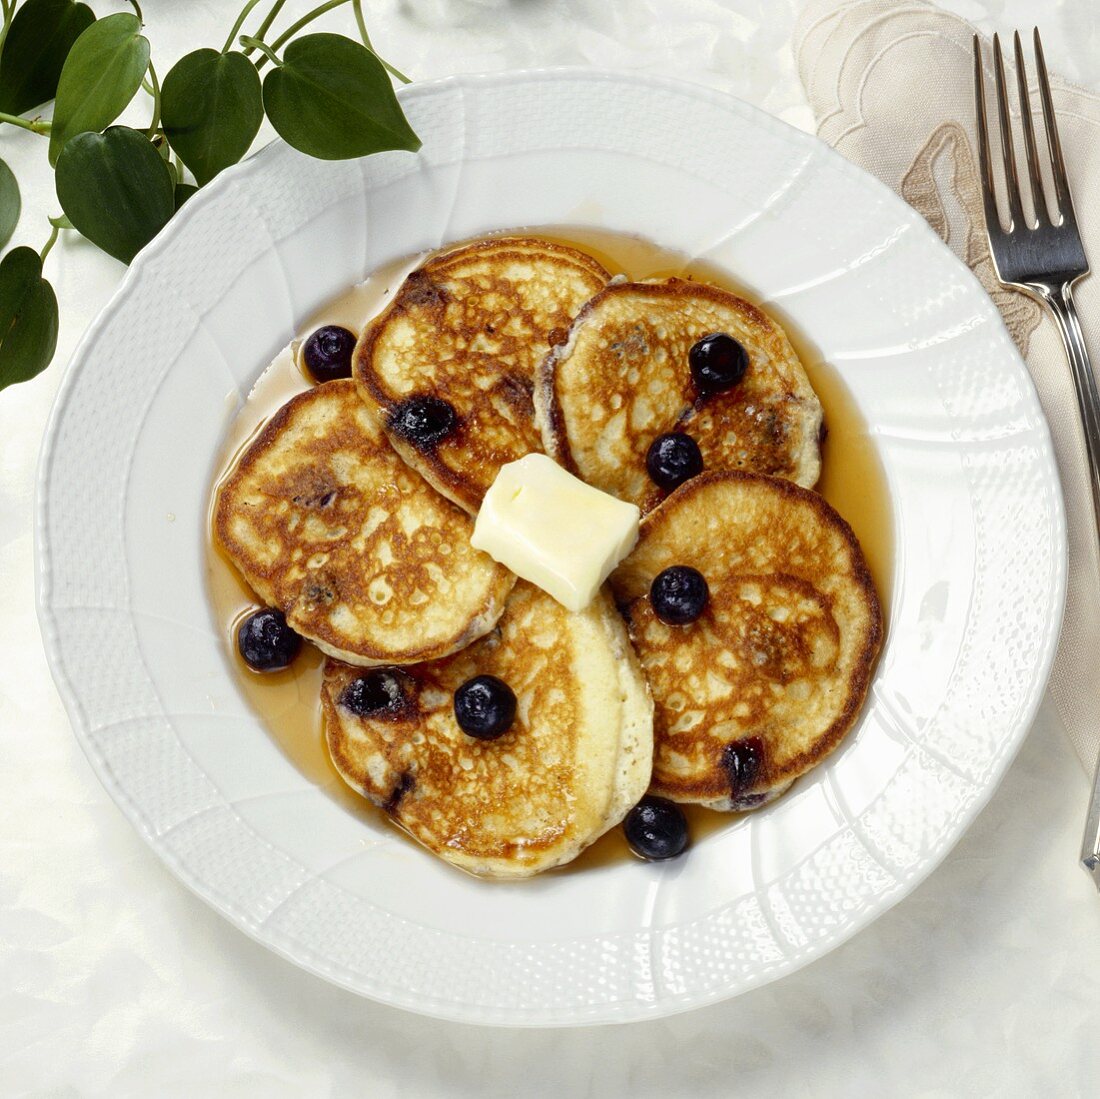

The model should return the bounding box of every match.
[795,0,1100,774]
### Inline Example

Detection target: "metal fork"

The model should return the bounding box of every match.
[973,29,1100,887]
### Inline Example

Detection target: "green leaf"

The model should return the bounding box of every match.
[174,182,198,211]
[0,247,59,392]
[262,33,420,160]
[55,126,174,263]
[0,0,94,116]
[0,156,19,249]
[48,13,150,167]
[162,49,262,186]
[48,213,73,230]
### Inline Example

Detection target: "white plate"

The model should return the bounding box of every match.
[36,70,1065,1026]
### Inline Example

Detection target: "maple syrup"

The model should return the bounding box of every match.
[205,227,894,868]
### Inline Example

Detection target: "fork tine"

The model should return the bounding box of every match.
[1013,30,1047,225]
[992,33,1025,229]
[1033,27,1073,221]
[973,36,1003,235]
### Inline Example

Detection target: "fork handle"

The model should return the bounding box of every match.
[1035,280,1100,886]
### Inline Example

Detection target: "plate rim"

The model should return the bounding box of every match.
[34,66,1068,1027]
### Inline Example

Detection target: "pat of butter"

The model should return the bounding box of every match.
[472,454,640,612]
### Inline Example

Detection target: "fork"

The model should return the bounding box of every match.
[972,29,1100,888]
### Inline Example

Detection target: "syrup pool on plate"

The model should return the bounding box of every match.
[206,227,894,869]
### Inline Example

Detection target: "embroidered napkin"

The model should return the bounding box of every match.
[794,0,1100,774]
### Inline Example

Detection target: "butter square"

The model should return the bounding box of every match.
[471,454,640,612]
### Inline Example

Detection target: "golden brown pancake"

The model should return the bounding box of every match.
[536,279,823,512]
[611,471,881,810]
[354,236,609,514]
[214,380,513,666]
[322,582,654,878]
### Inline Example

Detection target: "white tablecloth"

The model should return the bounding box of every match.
[3,1,1100,1094]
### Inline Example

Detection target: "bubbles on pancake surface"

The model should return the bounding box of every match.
[722,736,765,798]
[454,674,516,740]
[623,796,689,860]
[340,669,412,719]
[303,325,356,383]
[650,566,709,625]
[646,432,703,491]
[689,333,749,393]
[388,395,458,449]
[236,608,302,672]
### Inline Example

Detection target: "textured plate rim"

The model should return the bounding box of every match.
[34,67,1068,1027]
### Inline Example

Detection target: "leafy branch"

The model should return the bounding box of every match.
[0,0,419,393]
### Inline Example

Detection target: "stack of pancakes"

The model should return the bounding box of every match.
[214,236,882,878]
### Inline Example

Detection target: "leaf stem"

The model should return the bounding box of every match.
[0,1,14,57]
[0,111,50,135]
[243,0,288,55]
[352,0,368,43]
[127,0,144,22]
[144,60,162,139]
[255,0,352,71]
[352,0,411,83]
[40,224,60,264]
[222,0,267,54]
[239,34,282,69]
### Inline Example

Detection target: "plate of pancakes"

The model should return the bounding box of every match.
[37,70,1065,1026]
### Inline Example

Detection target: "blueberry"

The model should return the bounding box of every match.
[388,396,457,449]
[303,325,356,383]
[722,736,765,797]
[339,669,412,719]
[454,674,516,740]
[646,432,703,491]
[623,796,689,861]
[236,608,301,672]
[650,566,709,625]
[689,333,749,393]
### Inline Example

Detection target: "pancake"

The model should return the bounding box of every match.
[354,236,609,514]
[535,279,824,512]
[214,380,513,666]
[611,471,881,810]
[322,582,654,878]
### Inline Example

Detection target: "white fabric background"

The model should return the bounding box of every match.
[2,1,1100,1094]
